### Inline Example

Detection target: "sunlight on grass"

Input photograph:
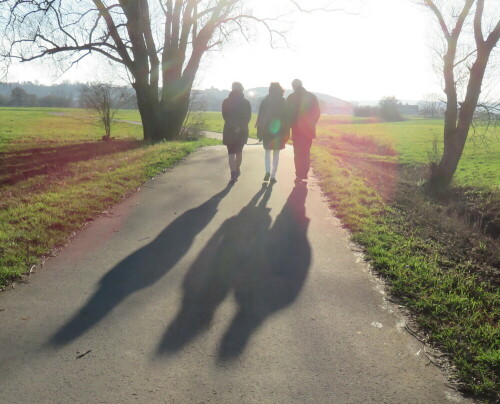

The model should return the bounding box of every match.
[0,107,218,286]
[315,116,499,188]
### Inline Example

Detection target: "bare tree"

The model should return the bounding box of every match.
[179,88,206,140]
[0,0,341,143]
[423,0,500,191]
[81,83,126,141]
[379,96,404,122]
[468,101,499,150]
[421,93,443,118]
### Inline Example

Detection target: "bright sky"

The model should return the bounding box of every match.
[6,0,497,102]
[197,0,440,102]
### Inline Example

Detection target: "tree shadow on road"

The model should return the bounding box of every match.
[48,184,233,347]
[158,182,311,361]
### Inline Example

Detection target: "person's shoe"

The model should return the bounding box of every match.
[263,173,270,181]
[270,177,277,184]
[235,168,241,178]
[230,171,238,182]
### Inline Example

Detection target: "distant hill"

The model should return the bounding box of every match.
[0,81,83,100]
[194,87,354,115]
[0,81,354,115]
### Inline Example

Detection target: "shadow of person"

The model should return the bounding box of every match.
[48,184,233,347]
[158,184,274,354]
[218,182,311,360]
[158,182,311,361]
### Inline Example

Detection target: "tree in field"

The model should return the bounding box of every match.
[0,0,341,143]
[10,86,29,107]
[81,83,127,141]
[423,0,500,191]
[421,93,443,118]
[379,96,403,122]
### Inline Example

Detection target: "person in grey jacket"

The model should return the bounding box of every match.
[256,82,289,183]
[222,82,252,182]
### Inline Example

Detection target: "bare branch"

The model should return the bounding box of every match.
[289,0,359,14]
[424,0,451,39]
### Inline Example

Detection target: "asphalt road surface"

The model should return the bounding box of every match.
[0,142,470,403]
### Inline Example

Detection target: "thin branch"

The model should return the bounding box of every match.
[424,0,451,39]
[289,0,359,15]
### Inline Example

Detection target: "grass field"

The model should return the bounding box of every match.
[0,107,217,286]
[316,116,500,187]
[0,108,144,148]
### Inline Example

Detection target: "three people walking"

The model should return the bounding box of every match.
[222,79,320,184]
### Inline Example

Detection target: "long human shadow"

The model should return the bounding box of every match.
[158,182,311,360]
[49,185,233,346]
[219,182,310,360]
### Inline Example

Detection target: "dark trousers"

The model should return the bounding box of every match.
[293,137,312,178]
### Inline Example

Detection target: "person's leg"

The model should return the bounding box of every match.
[271,150,280,178]
[228,153,236,172]
[293,138,312,179]
[302,139,312,178]
[265,149,271,174]
[293,141,304,178]
[227,144,237,181]
[235,152,242,177]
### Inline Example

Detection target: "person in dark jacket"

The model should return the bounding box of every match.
[285,79,320,182]
[222,82,252,182]
[256,82,289,183]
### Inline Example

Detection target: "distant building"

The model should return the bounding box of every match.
[397,103,419,116]
[318,98,354,115]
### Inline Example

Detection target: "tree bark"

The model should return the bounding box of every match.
[429,49,490,189]
[425,0,499,192]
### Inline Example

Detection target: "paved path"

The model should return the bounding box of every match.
[0,143,469,403]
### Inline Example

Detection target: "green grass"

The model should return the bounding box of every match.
[316,116,499,188]
[0,107,218,286]
[0,107,144,147]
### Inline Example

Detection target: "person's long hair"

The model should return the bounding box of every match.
[268,82,284,98]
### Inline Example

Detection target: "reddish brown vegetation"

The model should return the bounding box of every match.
[0,140,141,186]
[317,134,399,202]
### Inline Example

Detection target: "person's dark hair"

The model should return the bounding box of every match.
[292,79,303,91]
[232,82,244,92]
[269,82,284,97]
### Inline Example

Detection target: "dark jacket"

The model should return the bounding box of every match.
[285,87,321,140]
[256,95,288,150]
[222,91,252,145]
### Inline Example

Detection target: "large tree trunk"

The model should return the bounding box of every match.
[133,81,162,143]
[133,64,188,143]
[132,75,193,143]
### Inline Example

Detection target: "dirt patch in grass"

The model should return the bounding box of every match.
[0,137,218,288]
[0,140,141,186]
[325,134,499,286]
[393,172,500,287]
[316,134,399,201]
